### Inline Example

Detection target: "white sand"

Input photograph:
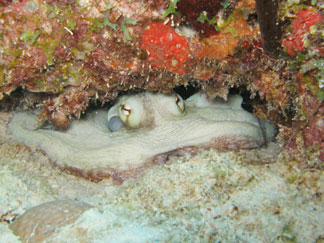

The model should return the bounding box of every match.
[1,111,324,242]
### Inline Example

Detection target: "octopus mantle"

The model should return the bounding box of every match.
[8,92,276,182]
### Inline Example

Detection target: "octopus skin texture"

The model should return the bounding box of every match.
[8,92,276,182]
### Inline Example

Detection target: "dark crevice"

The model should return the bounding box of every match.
[229,86,264,113]
[174,83,265,114]
[173,84,200,99]
[0,87,25,111]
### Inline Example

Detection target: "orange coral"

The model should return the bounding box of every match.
[196,9,257,60]
[282,9,323,56]
[140,22,190,75]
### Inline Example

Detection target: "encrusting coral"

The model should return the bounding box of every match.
[0,0,323,162]
[9,200,92,242]
[1,1,324,242]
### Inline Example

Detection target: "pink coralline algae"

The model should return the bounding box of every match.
[140,22,190,75]
[282,9,323,56]
[303,105,324,161]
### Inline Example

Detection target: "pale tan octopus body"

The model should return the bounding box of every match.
[8,92,276,181]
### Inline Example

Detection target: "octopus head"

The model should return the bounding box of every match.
[108,93,185,132]
[118,96,146,128]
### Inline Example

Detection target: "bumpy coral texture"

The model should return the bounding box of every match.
[10,200,92,242]
[140,23,190,74]
[303,105,324,161]
[282,9,323,56]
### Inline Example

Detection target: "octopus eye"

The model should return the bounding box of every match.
[175,94,185,112]
[121,104,131,116]
[118,97,145,128]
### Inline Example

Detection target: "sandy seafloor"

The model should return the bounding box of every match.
[1,111,324,242]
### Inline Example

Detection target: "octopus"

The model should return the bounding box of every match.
[8,92,276,182]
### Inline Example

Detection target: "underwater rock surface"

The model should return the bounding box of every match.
[1,110,324,242]
[8,92,276,182]
[2,145,324,242]
[10,200,92,243]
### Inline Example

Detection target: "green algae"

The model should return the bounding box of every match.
[44,3,60,19]
[300,58,324,98]
[88,18,104,33]
[162,0,181,18]
[6,49,22,58]
[104,14,117,30]
[32,76,63,92]
[197,11,234,32]
[36,39,60,66]
[0,0,140,94]
[220,0,230,8]
[20,30,40,45]
[121,18,137,43]
[0,66,5,86]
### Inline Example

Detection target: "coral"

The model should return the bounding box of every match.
[140,22,191,75]
[195,1,258,60]
[303,105,324,161]
[10,200,92,242]
[0,0,263,122]
[282,9,323,56]
[294,70,324,162]
[42,87,89,128]
[0,0,323,162]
